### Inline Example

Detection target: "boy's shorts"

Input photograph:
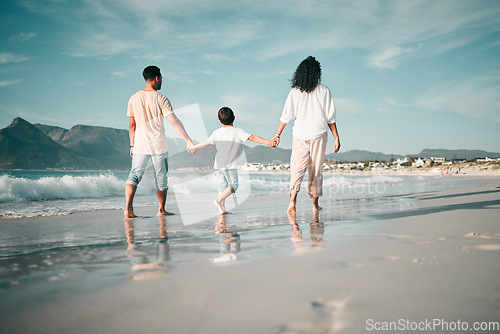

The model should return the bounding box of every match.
[216,169,239,193]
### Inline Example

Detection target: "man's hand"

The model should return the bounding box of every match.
[187,143,197,154]
[130,147,134,157]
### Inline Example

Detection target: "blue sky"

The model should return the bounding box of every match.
[1,0,499,155]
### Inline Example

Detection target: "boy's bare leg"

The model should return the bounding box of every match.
[124,184,138,218]
[157,190,174,215]
[288,189,298,213]
[312,197,323,211]
[215,187,233,214]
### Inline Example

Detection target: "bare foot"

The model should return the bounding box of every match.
[312,197,322,212]
[214,199,228,215]
[288,202,296,213]
[124,209,137,218]
[313,205,323,212]
[157,211,174,216]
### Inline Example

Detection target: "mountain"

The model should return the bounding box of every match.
[36,123,130,167]
[325,150,405,162]
[35,123,68,142]
[244,145,291,164]
[2,118,499,170]
[326,148,500,162]
[33,120,292,169]
[35,123,210,169]
[0,118,90,169]
[415,148,500,160]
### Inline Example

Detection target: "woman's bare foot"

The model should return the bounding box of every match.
[313,205,323,212]
[312,197,322,212]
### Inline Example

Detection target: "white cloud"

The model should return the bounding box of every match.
[335,98,365,116]
[253,1,500,69]
[110,70,132,79]
[9,32,37,42]
[199,69,216,75]
[203,54,236,62]
[66,33,140,58]
[368,45,422,70]
[377,75,500,123]
[415,77,500,122]
[0,79,22,87]
[0,52,29,63]
[385,97,410,108]
[17,0,500,70]
[218,91,282,124]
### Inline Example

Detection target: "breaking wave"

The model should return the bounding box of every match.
[0,174,125,204]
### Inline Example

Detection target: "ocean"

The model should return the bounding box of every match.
[0,170,476,219]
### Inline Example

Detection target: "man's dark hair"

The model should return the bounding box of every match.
[218,107,235,125]
[291,56,321,93]
[143,66,161,81]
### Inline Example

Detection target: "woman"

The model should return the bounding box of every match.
[272,56,341,212]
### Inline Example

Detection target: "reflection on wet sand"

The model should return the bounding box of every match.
[214,214,241,262]
[288,211,325,248]
[124,216,170,280]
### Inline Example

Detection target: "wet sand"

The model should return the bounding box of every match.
[1,176,499,333]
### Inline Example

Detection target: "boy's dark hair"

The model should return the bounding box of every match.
[143,66,161,81]
[291,56,321,93]
[218,107,235,125]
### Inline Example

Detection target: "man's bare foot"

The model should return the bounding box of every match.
[124,209,137,218]
[288,202,296,213]
[158,211,174,216]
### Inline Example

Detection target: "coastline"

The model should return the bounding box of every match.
[1,176,499,333]
[3,159,500,176]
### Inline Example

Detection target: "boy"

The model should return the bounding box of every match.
[188,107,273,214]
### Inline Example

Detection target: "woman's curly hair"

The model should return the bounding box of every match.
[290,56,321,93]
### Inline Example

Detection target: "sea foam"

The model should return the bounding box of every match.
[0,174,124,203]
[0,172,414,218]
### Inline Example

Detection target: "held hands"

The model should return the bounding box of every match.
[270,134,280,148]
[187,143,197,154]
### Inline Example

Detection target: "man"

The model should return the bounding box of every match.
[125,65,194,218]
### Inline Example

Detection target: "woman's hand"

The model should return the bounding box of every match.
[271,134,280,148]
[333,139,341,153]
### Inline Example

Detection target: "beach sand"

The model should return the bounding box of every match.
[1,176,499,333]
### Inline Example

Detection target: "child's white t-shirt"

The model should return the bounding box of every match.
[207,126,251,170]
